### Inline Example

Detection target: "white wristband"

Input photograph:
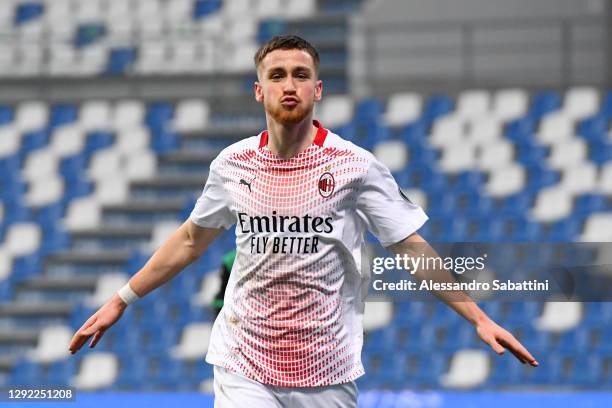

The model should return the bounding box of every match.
[117,283,140,305]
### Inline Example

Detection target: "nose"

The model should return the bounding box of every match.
[283,76,297,93]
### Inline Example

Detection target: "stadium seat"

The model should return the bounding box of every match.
[492,88,529,122]
[531,187,573,222]
[173,99,211,133]
[456,90,490,121]
[26,325,72,364]
[534,302,582,332]
[580,213,612,241]
[537,111,574,146]
[71,352,119,390]
[440,349,489,389]
[383,92,422,127]
[363,301,393,332]
[485,164,525,197]
[564,87,600,121]
[170,323,212,360]
[373,141,408,172]
[547,139,588,170]
[85,273,129,308]
[317,95,354,129]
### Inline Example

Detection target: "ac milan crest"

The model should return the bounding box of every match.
[318,172,335,198]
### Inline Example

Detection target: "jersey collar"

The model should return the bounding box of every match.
[259,120,328,149]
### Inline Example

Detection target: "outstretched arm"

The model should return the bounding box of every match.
[69,220,223,354]
[388,232,539,367]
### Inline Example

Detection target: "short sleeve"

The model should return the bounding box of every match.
[190,159,235,229]
[356,158,428,246]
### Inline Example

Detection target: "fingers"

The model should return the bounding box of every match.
[69,318,101,354]
[89,329,106,348]
[486,337,505,355]
[499,336,539,367]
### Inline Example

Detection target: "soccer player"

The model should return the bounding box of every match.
[69,35,537,407]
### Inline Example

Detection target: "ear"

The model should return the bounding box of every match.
[314,79,323,102]
[254,81,263,103]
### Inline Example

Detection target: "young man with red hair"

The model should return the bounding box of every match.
[70,35,537,407]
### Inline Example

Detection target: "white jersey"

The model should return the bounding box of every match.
[190,120,428,387]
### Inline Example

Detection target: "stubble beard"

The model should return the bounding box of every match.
[266,99,314,126]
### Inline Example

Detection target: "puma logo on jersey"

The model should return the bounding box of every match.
[239,178,252,192]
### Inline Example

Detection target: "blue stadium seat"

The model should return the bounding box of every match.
[422,95,454,126]
[14,3,44,25]
[106,47,137,75]
[505,117,536,143]
[49,104,78,128]
[528,90,561,120]
[19,129,50,158]
[0,105,14,125]
[578,114,609,142]
[589,141,612,164]
[84,131,115,157]
[193,0,223,19]
[75,23,106,48]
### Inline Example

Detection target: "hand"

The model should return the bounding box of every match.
[69,294,127,354]
[475,317,539,367]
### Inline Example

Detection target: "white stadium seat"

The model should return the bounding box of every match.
[284,0,316,19]
[23,149,58,182]
[115,127,150,154]
[441,349,490,389]
[88,149,122,181]
[537,112,573,145]
[430,115,464,148]
[125,150,157,181]
[485,164,525,197]
[15,101,48,132]
[363,301,393,332]
[373,140,408,172]
[466,117,502,146]
[86,273,129,308]
[561,163,597,195]
[79,100,111,131]
[72,353,119,390]
[26,175,64,207]
[478,141,514,171]
[174,99,210,132]
[192,270,223,307]
[255,0,283,18]
[94,177,129,205]
[316,95,354,129]
[171,323,213,360]
[456,90,490,121]
[113,100,145,129]
[439,143,476,173]
[64,197,101,231]
[0,126,21,158]
[547,139,588,170]
[534,301,582,332]
[492,88,529,121]
[531,187,573,222]
[49,125,86,158]
[5,223,41,257]
[580,213,612,241]
[564,87,599,120]
[384,92,422,127]
[27,325,72,364]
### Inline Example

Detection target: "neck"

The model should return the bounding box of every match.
[266,115,316,159]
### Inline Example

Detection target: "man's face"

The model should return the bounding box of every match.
[255,49,322,126]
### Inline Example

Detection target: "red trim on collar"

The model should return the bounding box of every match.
[258,120,328,149]
[312,120,328,147]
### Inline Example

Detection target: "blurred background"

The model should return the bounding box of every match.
[0,0,610,406]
